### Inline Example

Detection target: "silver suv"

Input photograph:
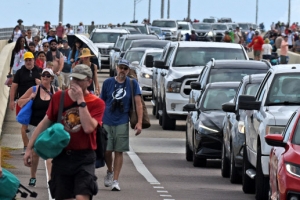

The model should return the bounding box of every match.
[152,19,181,41]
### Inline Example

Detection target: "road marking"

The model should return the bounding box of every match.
[154,186,164,189]
[45,160,54,200]
[160,195,172,197]
[127,146,160,184]
[157,190,168,193]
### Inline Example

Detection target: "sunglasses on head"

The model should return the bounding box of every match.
[42,73,51,78]
[118,66,129,70]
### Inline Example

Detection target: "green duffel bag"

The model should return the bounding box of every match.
[0,168,20,200]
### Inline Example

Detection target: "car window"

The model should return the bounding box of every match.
[165,47,175,66]
[233,81,244,104]
[123,39,134,51]
[266,73,300,105]
[152,20,176,28]
[123,25,147,34]
[282,111,297,141]
[203,19,215,23]
[238,24,249,30]
[291,114,300,145]
[91,33,121,43]
[212,24,228,30]
[208,68,267,83]
[173,47,246,67]
[179,24,190,30]
[131,41,168,49]
[192,24,212,30]
[123,51,145,63]
[150,27,162,34]
[201,87,238,110]
[244,83,260,96]
[115,38,124,48]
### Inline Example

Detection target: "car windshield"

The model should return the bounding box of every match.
[131,41,168,49]
[266,74,300,106]
[239,24,249,30]
[143,52,163,66]
[179,24,190,30]
[150,27,162,34]
[123,25,147,34]
[208,69,268,83]
[212,24,228,30]
[123,51,145,63]
[201,87,238,111]
[123,39,134,51]
[203,19,215,23]
[192,24,212,30]
[230,24,238,29]
[128,29,141,34]
[244,83,260,96]
[152,20,176,28]
[91,32,121,43]
[115,38,124,48]
[173,47,246,67]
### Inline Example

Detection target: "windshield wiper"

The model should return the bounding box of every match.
[267,101,300,106]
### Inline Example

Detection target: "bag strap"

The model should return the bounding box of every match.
[57,90,65,123]
[129,78,136,112]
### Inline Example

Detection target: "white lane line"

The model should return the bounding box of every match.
[45,160,54,200]
[153,186,164,189]
[150,182,160,185]
[157,190,168,193]
[160,194,172,197]
[163,199,175,200]
[127,145,160,184]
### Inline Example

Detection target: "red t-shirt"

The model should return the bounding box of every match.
[248,36,264,51]
[46,90,105,150]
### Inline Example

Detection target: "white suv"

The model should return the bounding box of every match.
[238,64,300,199]
[152,19,181,41]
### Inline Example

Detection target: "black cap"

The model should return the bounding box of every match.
[17,19,23,23]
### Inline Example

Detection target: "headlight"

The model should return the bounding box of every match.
[166,81,181,93]
[266,126,285,135]
[198,121,218,134]
[141,73,152,79]
[238,121,245,134]
[207,31,213,37]
[286,163,300,178]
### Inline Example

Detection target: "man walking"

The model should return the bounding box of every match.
[24,64,105,200]
[247,30,264,61]
[59,39,72,89]
[56,22,65,43]
[88,21,95,34]
[100,59,143,191]
[234,26,242,44]
[280,34,289,64]
[9,52,42,154]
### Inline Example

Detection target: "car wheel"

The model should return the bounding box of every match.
[152,93,156,116]
[109,68,114,77]
[162,100,176,130]
[255,145,269,200]
[193,146,206,167]
[242,145,255,194]
[155,96,160,119]
[221,143,230,178]
[186,127,193,162]
[230,146,242,183]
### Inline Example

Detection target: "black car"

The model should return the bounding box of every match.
[128,39,170,50]
[184,82,240,167]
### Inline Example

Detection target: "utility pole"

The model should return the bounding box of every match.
[148,0,151,22]
[288,0,291,25]
[134,0,136,21]
[187,0,191,21]
[255,0,258,24]
[59,0,63,23]
[167,0,170,19]
[161,0,164,19]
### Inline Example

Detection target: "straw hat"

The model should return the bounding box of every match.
[264,38,270,44]
[79,48,95,58]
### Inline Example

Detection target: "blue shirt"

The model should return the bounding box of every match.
[100,77,141,126]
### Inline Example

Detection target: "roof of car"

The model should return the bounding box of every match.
[206,82,240,89]
[211,60,270,69]
[242,73,266,84]
[127,47,163,52]
[176,41,243,48]
[152,19,177,21]
[270,64,300,74]
[120,34,158,39]
[93,28,128,33]
[123,24,147,27]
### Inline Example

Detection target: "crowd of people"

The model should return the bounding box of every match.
[2,19,144,199]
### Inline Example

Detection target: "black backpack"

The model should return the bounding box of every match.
[95,125,108,168]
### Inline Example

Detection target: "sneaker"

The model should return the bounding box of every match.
[104,171,114,187]
[21,146,27,155]
[111,180,121,191]
[28,178,36,187]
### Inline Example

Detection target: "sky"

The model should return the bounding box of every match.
[0,0,298,29]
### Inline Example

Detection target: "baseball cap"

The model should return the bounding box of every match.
[24,52,34,60]
[118,59,130,68]
[49,38,58,44]
[69,64,93,80]
[42,68,54,76]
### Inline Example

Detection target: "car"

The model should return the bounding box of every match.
[203,17,218,23]
[265,109,300,200]
[89,28,128,69]
[177,21,193,41]
[211,23,231,42]
[225,23,239,30]
[219,17,233,23]
[149,26,165,40]
[122,23,150,34]
[112,26,142,34]
[109,34,159,77]
[184,82,240,167]
[238,64,300,199]
[221,74,266,183]
[152,19,182,41]
[192,23,214,41]
[128,39,170,50]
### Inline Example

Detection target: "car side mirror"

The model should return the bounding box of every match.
[154,60,167,69]
[190,82,201,90]
[178,26,182,30]
[265,134,286,147]
[145,55,154,67]
[183,103,196,112]
[222,102,236,113]
[120,52,125,58]
[238,95,261,110]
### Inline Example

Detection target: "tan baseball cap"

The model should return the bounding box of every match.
[69,64,93,80]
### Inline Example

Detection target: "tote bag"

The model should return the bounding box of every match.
[0,168,20,200]
[16,86,36,125]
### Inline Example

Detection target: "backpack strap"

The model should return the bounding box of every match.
[57,91,65,123]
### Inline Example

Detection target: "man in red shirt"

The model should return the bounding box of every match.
[56,22,65,43]
[247,30,264,61]
[24,64,105,200]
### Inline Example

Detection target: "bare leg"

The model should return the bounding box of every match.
[75,195,90,200]
[21,125,29,147]
[113,152,123,180]
[30,151,40,178]
[46,159,52,180]
[105,150,113,172]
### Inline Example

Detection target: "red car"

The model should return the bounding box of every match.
[265,109,300,200]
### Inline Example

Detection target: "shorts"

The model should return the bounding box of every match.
[280,55,288,64]
[103,123,129,152]
[262,54,271,60]
[49,150,98,199]
[253,50,261,57]
[27,125,36,139]
[16,103,21,116]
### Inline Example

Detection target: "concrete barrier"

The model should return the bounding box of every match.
[0,40,8,53]
[247,49,300,64]
[0,42,15,137]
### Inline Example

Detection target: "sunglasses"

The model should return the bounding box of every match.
[42,74,51,78]
[118,66,129,71]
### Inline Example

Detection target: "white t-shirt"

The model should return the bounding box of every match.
[247,30,255,39]
[77,25,84,34]
[287,34,293,45]
[262,44,273,55]
[26,36,33,45]
[66,29,74,35]
[13,30,22,42]
[31,27,39,37]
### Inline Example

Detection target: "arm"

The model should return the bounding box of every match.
[9,83,18,110]
[18,86,38,107]
[24,116,52,167]
[93,65,100,96]
[134,95,143,135]
[58,53,64,74]
[10,51,15,73]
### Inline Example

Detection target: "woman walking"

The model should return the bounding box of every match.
[10,36,29,75]
[18,68,59,187]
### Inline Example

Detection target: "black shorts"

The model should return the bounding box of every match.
[49,150,98,199]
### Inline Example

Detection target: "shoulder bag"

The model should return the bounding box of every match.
[34,90,70,160]
[16,86,37,125]
[129,79,151,129]
[95,125,108,168]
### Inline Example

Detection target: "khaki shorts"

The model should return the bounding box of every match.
[103,123,129,152]
[253,50,261,57]
[27,125,37,140]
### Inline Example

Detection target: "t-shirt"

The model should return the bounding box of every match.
[77,26,84,34]
[100,77,141,126]
[247,30,255,39]
[56,25,64,37]
[262,44,273,55]
[46,90,105,150]
[13,65,42,99]
[287,34,293,45]
[31,27,39,37]
[26,36,33,45]
[13,30,22,42]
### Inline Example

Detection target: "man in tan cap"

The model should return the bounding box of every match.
[24,64,105,200]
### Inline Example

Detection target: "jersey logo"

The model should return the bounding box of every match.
[112,88,126,100]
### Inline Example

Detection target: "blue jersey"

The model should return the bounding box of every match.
[100,77,141,126]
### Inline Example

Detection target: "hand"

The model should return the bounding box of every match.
[70,82,84,102]
[134,122,142,136]
[23,148,33,167]
[95,89,100,96]
[35,78,41,85]
[9,101,15,111]
[55,71,61,76]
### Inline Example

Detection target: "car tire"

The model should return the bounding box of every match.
[221,143,230,178]
[152,93,156,116]
[155,96,160,119]
[162,100,176,130]
[193,147,206,167]
[242,145,255,194]
[109,68,114,77]
[255,146,269,200]
[186,127,193,162]
[230,147,242,184]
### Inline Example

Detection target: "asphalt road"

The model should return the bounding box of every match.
[3,70,255,200]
